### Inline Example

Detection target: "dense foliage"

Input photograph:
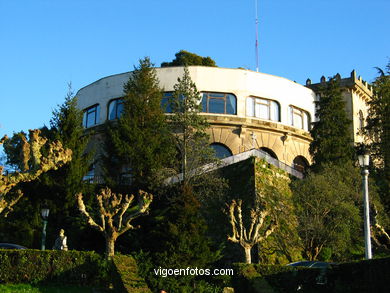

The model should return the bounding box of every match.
[104,57,175,191]
[0,250,109,286]
[161,50,217,67]
[364,61,390,212]
[309,76,354,169]
[292,163,363,261]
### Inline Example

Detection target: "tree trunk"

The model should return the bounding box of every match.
[106,236,116,258]
[244,246,252,264]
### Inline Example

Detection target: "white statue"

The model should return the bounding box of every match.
[53,229,68,251]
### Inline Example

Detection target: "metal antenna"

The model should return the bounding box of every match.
[255,0,259,72]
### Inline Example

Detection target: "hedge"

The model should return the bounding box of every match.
[0,249,110,286]
[112,254,151,293]
[233,257,390,293]
[233,263,321,293]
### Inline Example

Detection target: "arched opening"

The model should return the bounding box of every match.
[293,156,310,173]
[210,143,232,159]
[259,147,278,160]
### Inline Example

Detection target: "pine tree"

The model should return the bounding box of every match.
[309,76,354,169]
[169,67,216,185]
[104,57,175,191]
[49,83,92,204]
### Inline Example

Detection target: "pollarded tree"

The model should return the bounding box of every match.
[161,50,217,67]
[310,76,354,169]
[104,57,175,190]
[227,159,298,264]
[227,199,277,264]
[0,130,72,216]
[76,187,153,258]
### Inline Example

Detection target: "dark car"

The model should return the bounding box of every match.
[0,243,27,249]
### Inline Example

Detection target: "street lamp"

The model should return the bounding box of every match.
[358,153,372,259]
[41,206,50,250]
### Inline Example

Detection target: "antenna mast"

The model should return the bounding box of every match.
[255,0,259,72]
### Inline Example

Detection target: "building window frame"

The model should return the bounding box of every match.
[161,92,174,113]
[289,105,310,131]
[246,96,280,121]
[83,104,100,128]
[202,92,237,115]
[108,98,124,120]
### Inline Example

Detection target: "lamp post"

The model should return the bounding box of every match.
[41,206,50,250]
[358,153,372,259]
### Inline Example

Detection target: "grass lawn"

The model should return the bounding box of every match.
[0,284,97,293]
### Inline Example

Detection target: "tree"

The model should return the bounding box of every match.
[169,67,216,185]
[292,164,362,261]
[1,130,72,216]
[364,61,390,210]
[135,68,225,291]
[227,199,277,264]
[49,83,92,204]
[161,50,217,67]
[227,159,298,264]
[309,76,354,169]
[76,187,153,257]
[104,57,175,190]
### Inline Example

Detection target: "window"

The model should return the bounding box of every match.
[83,104,100,128]
[289,106,310,131]
[161,92,173,113]
[210,143,232,159]
[246,97,280,121]
[82,164,95,183]
[108,99,124,120]
[202,93,236,115]
[359,110,364,129]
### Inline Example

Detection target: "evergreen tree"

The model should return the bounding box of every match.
[309,76,354,169]
[169,67,216,185]
[134,67,224,291]
[104,57,175,191]
[364,61,390,210]
[49,83,92,204]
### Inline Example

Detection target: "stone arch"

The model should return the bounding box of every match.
[293,155,310,172]
[259,147,278,160]
[210,143,233,159]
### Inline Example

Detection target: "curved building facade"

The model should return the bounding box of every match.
[76,66,319,171]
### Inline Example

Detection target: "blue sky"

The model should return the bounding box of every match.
[0,0,389,139]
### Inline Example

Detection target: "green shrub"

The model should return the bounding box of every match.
[112,254,151,293]
[332,257,390,293]
[0,249,109,286]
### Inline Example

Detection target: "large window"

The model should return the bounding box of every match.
[202,93,236,115]
[210,143,232,159]
[83,104,100,128]
[246,97,280,121]
[289,106,310,131]
[108,99,124,120]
